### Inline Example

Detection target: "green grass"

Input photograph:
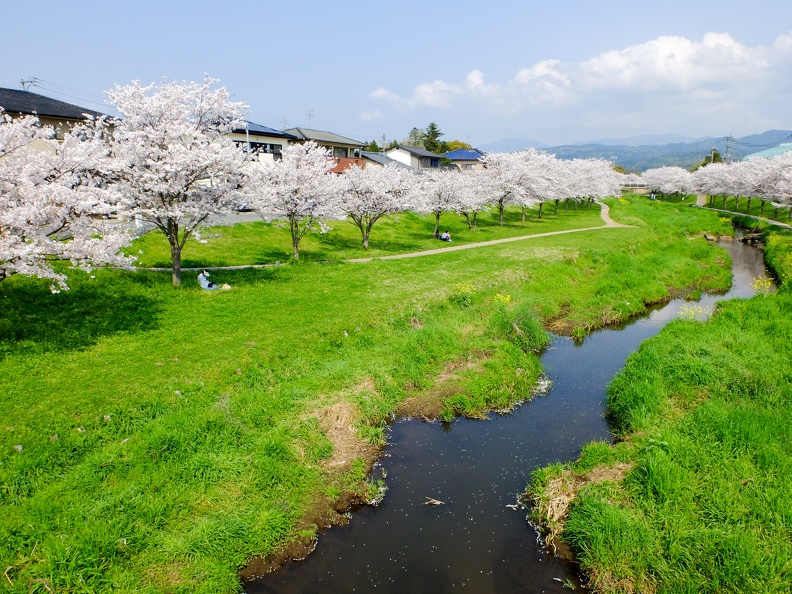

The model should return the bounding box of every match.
[528,223,792,593]
[702,194,792,223]
[1,196,734,592]
[128,203,604,267]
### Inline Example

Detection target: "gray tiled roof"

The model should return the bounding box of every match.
[0,87,104,119]
[284,127,363,146]
[389,144,442,158]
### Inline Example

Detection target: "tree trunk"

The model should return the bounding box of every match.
[434,211,442,236]
[565,198,569,211]
[746,197,752,213]
[574,200,578,211]
[290,217,301,261]
[170,241,182,286]
[538,201,543,219]
[761,200,765,215]
[554,199,559,215]
[521,205,526,222]
[774,206,779,218]
[363,232,370,250]
[499,201,504,226]
[292,233,300,261]
[723,195,727,208]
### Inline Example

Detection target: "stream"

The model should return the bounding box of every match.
[246,236,772,593]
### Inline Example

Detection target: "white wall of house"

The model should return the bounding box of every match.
[385,147,416,168]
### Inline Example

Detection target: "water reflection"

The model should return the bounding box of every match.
[246,237,772,594]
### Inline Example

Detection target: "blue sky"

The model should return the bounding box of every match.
[2,0,791,146]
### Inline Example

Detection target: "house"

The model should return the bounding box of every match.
[360,151,414,170]
[0,87,104,139]
[228,121,296,162]
[283,127,365,172]
[743,143,792,161]
[443,147,486,170]
[385,144,443,170]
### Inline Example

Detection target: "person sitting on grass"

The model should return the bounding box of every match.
[197,269,218,290]
[198,270,232,290]
[439,230,452,242]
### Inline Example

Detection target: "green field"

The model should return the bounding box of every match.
[1,198,734,592]
[528,221,792,593]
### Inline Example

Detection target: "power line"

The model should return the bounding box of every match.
[19,77,109,111]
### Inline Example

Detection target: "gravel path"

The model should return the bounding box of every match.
[144,201,635,271]
[346,200,633,263]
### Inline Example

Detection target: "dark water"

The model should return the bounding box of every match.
[246,238,772,594]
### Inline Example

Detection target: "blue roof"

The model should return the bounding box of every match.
[743,143,792,161]
[443,148,485,161]
[233,120,296,139]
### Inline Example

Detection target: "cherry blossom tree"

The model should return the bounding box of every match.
[0,110,132,291]
[247,141,344,260]
[457,170,493,230]
[692,162,730,207]
[338,163,414,249]
[569,158,624,207]
[412,168,465,236]
[481,150,533,226]
[105,77,249,286]
[640,166,692,199]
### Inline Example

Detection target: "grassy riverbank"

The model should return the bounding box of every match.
[528,223,792,593]
[1,198,732,592]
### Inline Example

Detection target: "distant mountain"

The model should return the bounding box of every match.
[575,133,711,147]
[542,130,792,172]
[478,137,548,152]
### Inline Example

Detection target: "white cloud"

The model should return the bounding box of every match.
[578,33,768,92]
[368,31,792,127]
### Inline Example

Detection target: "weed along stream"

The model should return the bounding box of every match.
[244,236,772,594]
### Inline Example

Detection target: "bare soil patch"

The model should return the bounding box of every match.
[397,355,489,420]
[530,462,634,560]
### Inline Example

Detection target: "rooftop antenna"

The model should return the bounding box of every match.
[306,109,314,128]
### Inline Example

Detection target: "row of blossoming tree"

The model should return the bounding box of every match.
[251,144,625,261]
[2,77,626,288]
[638,158,792,217]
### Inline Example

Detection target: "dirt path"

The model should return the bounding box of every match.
[346,201,634,263]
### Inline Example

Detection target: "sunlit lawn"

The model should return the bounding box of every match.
[129,203,604,268]
[1,196,735,593]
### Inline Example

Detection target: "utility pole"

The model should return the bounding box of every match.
[306,109,314,128]
[724,135,734,162]
[19,78,36,91]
